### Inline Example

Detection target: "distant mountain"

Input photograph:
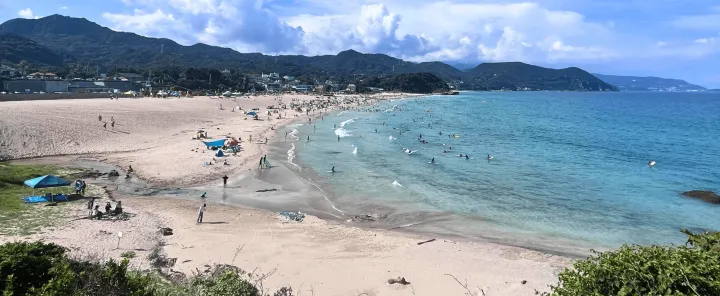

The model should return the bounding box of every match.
[0,14,614,91]
[464,62,617,91]
[0,33,64,66]
[593,73,706,92]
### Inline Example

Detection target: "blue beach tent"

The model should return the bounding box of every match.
[215,149,224,157]
[24,175,70,188]
[246,111,257,116]
[202,139,226,148]
[23,175,71,203]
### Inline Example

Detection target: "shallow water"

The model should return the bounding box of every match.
[274,92,720,252]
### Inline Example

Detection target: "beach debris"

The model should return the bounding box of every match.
[108,170,120,177]
[417,239,436,245]
[521,280,527,284]
[682,190,720,204]
[351,214,377,222]
[159,227,174,236]
[388,277,411,285]
[279,211,305,222]
[256,188,278,193]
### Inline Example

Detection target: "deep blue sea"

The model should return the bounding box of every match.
[281,92,720,252]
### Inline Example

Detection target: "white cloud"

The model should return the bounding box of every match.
[18,8,36,19]
[101,0,717,64]
[60,6,68,10]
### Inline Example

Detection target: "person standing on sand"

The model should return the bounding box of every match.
[197,204,206,223]
[87,197,95,217]
[103,122,107,129]
[222,175,228,187]
[285,132,288,141]
[98,114,102,121]
[259,156,264,169]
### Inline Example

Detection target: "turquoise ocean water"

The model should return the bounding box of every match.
[278,92,720,253]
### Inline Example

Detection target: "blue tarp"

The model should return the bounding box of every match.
[24,175,70,189]
[202,139,226,148]
[246,111,257,116]
[24,194,68,203]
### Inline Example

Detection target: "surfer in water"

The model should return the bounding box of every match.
[465,155,469,160]
[331,166,336,173]
[307,135,310,141]
[648,160,656,167]
[487,154,494,161]
[459,154,463,157]
[431,158,435,164]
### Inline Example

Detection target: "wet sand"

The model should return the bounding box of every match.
[0,94,573,295]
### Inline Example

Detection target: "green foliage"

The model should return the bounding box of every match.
[544,231,720,296]
[355,73,449,93]
[120,251,136,259]
[0,241,293,296]
[0,242,68,295]
[0,15,616,92]
[188,270,260,296]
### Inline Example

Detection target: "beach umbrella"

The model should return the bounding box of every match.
[23,175,71,202]
[24,175,70,188]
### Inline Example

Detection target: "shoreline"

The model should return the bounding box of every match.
[264,101,593,258]
[0,93,575,295]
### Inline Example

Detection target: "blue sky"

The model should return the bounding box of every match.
[1,0,719,87]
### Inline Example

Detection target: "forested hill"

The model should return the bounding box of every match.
[0,14,615,91]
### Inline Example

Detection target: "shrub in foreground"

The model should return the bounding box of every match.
[0,241,291,296]
[544,230,720,295]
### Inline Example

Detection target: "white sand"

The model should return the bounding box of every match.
[1,95,354,186]
[1,197,570,296]
[0,95,572,295]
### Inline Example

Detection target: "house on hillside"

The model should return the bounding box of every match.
[265,82,282,93]
[0,65,17,77]
[116,73,144,82]
[346,84,357,93]
[294,84,312,93]
[28,72,58,80]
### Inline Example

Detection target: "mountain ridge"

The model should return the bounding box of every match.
[592,73,706,91]
[0,14,616,91]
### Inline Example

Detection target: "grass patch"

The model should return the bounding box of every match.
[121,251,137,259]
[0,163,81,235]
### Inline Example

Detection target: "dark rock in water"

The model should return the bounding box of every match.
[682,190,720,204]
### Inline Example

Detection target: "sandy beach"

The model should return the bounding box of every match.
[0,94,572,295]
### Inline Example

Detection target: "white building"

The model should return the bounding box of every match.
[0,65,18,77]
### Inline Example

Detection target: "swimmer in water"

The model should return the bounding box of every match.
[307,135,310,141]
[375,129,378,133]
[443,150,447,153]
[439,131,442,135]
[459,154,463,157]
[431,158,435,163]
[337,136,340,142]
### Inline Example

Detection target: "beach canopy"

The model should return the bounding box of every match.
[23,175,70,189]
[202,139,226,148]
[246,111,257,116]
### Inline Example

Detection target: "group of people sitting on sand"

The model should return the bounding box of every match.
[87,198,123,220]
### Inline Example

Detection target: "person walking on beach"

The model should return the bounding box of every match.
[197,204,206,223]
[285,132,288,141]
[259,156,264,168]
[98,114,102,122]
[222,175,228,187]
[87,197,95,217]
[111,121,115,128]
